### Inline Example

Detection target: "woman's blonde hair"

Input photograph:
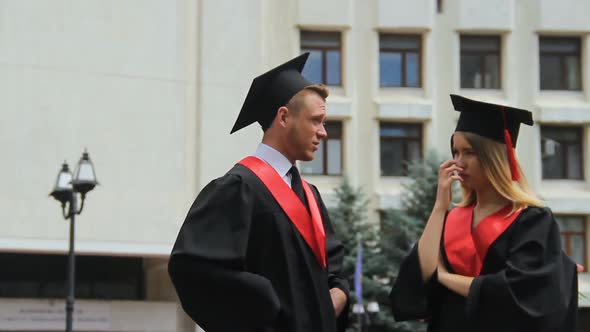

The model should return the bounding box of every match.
[455,132,544,212]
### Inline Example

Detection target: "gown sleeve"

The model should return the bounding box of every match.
[168,174,281,332]
[388,243,439,322]
[466,207,578,330]
[311,185,350,332]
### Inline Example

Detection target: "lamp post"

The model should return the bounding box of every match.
[49,150,98,332]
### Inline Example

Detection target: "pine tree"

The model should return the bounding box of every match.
[329,150,452,332]
[378,150,449,332]
[327,178,379,332]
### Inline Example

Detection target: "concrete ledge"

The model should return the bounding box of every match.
[377,101,433,120]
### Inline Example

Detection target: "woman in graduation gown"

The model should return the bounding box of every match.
[389,94,579,332]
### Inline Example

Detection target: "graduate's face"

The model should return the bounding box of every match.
[285,92,328,162]
[452,132,489,189]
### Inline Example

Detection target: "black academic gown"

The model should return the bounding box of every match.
[168,164,350,332]
[389,206,578,332]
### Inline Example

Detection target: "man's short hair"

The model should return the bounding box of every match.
[285,84,329,113]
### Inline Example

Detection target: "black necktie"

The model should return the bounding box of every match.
[289,166,309,210]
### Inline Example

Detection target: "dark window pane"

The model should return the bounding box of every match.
[0,281,39,297]
[558,217,585,232]
[460,35,501,89]
[461,54,481,88]
[0,253,144,300]
[565,55,581,90]
[300,121,343,175]
[302,49,323,84]
[567,144,583,179]
[540,38,580,53]
[541,127,583,179]
[326,122,342,137]
[542,146,563,178]
[327,139,342,175]
[300,140,324,174]
[380,124,420,138]
[381,141,404,176]
[406,52,420,87]
[380,123,422,176]
[380,35,420,50]
[380,52,402,87]
[461,36,500,52]
[326,50,341,85]
[544,127,579,141]
[540,37,582,91]
[300,31,342,86]
[484,55,500,88]
[542,133,565,179]
[42,281,66,298]
[556,215,586,269]
[571,235,585,266]
[407,140,421,161]
[301,31,340,48]
[543,158,563,179]
[379,34,422,88]
[540,55,562,90]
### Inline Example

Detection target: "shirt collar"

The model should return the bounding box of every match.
[254,143,293,178]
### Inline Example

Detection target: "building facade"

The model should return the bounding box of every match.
[1,0,590,331]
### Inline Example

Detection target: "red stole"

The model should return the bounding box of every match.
[444,205,522,276]
[238,156,327,268]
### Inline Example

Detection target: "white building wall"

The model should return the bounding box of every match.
[0,0,199,255]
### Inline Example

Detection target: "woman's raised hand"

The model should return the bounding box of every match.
[434,159,463,211]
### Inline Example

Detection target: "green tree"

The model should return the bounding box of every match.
[327,178,379,332]
[329,150,451,332]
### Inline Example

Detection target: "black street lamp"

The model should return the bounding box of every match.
[49,150,98,332]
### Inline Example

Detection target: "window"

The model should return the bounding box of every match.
[301,121,343,175]
[540,37,582,90]
[556,215,586,271]
[0,254,144,300]
[379,34,422,87]
[380,123,422,176]
[541,126,584,180]
[300,31,342,86]
[460,35,501,89]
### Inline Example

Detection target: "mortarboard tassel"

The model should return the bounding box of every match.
[503,129,520,181]
[501,106,520,181]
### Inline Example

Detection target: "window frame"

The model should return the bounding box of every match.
[539,36,582,91]
[301,121,343,176]
[379,122,423,176]
[300,30,343,86]
[541,125,584,180]
[556,215,587,272]
[379,33,423,88]
[460,35,502,89]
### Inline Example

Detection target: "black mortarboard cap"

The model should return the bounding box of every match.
[230,53,313,134]
[451,94,533,147]
[450,94,534,181]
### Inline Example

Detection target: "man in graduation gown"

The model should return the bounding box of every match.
[388,95,578,331]
[168,53,349,332]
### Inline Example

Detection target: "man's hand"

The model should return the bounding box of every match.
[330,288,347,317]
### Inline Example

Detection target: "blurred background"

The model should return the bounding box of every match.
[1,0,590,331]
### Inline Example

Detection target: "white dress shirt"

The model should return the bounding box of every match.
[253,143,296,188]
